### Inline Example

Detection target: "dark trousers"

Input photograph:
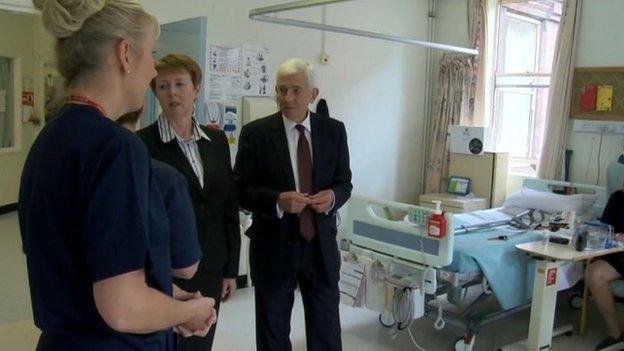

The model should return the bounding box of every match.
[254,237,342,351]
[174,264,223,351]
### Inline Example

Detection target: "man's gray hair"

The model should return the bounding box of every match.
[276,58,316,88]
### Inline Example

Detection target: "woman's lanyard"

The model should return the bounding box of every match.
[68,95,107,117]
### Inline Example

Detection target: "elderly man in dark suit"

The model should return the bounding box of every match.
[234,58,352,351]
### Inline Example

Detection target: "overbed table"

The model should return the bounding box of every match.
[506,241,623,351]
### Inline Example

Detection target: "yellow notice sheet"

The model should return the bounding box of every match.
[596,85,613,111]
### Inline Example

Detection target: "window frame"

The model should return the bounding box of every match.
[490,1,560,176]
[0,52,22,155]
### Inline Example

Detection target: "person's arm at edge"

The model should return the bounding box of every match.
[172,262,199,279]
[93,269,213,334]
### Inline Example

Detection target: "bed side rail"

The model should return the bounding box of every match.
[347,194,454,268]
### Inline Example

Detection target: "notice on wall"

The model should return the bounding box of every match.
[22,91,35,123]
[223,105,238,145]
[207,45,242,102]
[207,73,241,101]
[205,101,222,130]
[596,85,614,112]
[209,45,241,74]
[242,44,271,96]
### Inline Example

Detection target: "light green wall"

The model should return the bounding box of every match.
[0,10,53,206]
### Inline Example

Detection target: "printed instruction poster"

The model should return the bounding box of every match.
[209,45,241,74]
[207,45,241,102]
[207,74,242,101]
[242,44,271,96]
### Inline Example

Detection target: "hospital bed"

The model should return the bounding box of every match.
[344,178,607,350]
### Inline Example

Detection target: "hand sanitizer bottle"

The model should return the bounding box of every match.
[428,201,447,238]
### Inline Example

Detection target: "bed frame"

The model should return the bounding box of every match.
[346,179,608,348]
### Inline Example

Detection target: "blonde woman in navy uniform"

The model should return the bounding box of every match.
[19,1,215,350]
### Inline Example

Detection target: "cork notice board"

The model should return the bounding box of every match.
[570,67,624,120]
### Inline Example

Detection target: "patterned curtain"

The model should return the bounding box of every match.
[468,0,487,125]
[424,55,476,193]
[422,0,484,193]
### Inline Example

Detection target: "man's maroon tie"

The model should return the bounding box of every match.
[296,124,315,241]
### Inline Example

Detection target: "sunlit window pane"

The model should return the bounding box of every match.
[491,0,561,176]
[494,89,533,158]
[501,16,538,74]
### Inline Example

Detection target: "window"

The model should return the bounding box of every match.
[0,55,20,151]
[491,0,562,175]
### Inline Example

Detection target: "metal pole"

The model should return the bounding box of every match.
[249,0,355,17]
[420,0,437,195]
[251,14,479,55]
[249,0,479,56]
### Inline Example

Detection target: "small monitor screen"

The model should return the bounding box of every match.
[447,176,471,196]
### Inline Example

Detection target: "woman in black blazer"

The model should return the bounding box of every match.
[137,54,240,351]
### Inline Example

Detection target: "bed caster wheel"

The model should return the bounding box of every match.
[453,335,475,351]
[378,311,395,328]
[569,293,583,310]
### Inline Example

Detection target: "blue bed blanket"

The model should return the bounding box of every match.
[449,211,542,310]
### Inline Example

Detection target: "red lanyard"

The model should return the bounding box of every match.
[68,95,107,116]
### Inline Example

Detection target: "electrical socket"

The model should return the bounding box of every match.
[600,124,616,134]
[320,53,330,65]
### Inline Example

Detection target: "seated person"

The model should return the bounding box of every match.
[586,190,624,350]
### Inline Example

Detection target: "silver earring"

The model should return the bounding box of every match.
[126,70,131,74]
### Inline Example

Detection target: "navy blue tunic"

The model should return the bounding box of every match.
[151,160,202,270]
[19,104,173,350]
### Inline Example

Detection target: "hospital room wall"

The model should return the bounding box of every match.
[142,0,431,204]
[566,0,624,189]
[0,12,53,207]
[435,0,624,195]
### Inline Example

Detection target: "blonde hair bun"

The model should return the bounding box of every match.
[33,0,105,38]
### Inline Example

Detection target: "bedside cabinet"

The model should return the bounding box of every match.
[419,193,488,214]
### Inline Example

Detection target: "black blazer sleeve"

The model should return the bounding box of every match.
[218,132,241,278]
[233,122,282,217]
[329,122,352,213]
